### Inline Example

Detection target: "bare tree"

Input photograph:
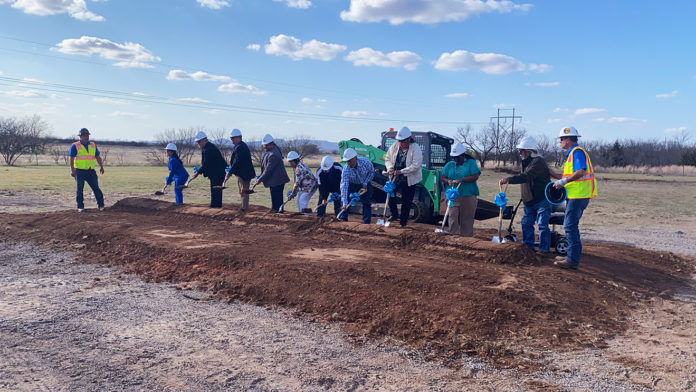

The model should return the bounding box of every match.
[153,127,199,165]
[500,126,526,166]
[0,115,51,166]
[457,123,496,168]
[247,137,265,165]
[277,135,319,159]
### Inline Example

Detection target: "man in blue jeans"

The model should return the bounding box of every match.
[500,136,552,253]
[552,126,598,270]
[339,148,374,223]
[69,128,105,212]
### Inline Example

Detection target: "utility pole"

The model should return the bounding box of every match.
[490,108,522,166]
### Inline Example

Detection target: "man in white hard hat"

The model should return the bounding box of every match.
[254,133,290,212]
[315,155,343,217]
[69,128,105,212]
[339,147,375,223]
[551,126,598,270]
[440,143,480,236]
[189,131,227,208]
[287,151,317,213]
[385,126,423,227]
[500,136,552,253]
[164,143,189,204]
[225,129,255,211]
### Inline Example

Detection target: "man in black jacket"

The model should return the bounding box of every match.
[190,131,227,208]
[224,128,256,211]
[499,136,552,253]
[315,155,343,217]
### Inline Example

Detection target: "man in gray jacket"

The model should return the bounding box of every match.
[254,133,290,212]
[499,137,552,253]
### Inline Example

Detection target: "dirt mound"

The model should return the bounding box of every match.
[1,197,693,367]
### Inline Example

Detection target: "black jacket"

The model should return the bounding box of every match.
[317,164,342,194]
[507,155,551,206]
[229,141,256,182]
[198,141,226,180]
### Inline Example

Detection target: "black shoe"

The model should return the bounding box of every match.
[554,259,578,270]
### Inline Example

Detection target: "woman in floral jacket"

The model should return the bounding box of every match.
[286,150,317,213]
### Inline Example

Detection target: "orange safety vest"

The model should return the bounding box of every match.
[563,146,597,199]
[73,141,97,170]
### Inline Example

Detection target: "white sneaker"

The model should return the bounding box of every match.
[77,208,84,212]
[98,207,105,211]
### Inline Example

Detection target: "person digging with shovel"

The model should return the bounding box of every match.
[385,126,423,228]
[189,131,227,208]
[440,143,480,237]
[286,150,317,214]
[339,148,374,223]
[162,143,189,205]
[224,128,255,212]
[315,155,343,217]
[254,134,290,213]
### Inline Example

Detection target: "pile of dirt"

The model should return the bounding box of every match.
[1,197,693,368]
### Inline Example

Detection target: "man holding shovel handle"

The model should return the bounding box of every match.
[339,148,374,223]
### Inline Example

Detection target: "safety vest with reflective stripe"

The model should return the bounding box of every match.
[73,141,96,170]
[563,146,597,199]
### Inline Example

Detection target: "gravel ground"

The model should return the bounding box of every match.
[3,240,684,391]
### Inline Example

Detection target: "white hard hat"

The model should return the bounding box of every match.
[229,128,242,138]
[286,151,300,161]
[262,133,274,145]
[165,143,177,151]
[450,143,467,157]
[396,126,412,141]
[516,136,538,151]
[194,131,207,142]
[342,148,358,161]
[558,126,581,138]
[320,155,334,171]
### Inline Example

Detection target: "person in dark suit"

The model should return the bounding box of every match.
[224,128,256,211]
[189,131,227,208]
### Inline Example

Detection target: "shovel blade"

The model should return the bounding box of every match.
[301,208,313,214]
[434,228,448,233]
[154,191,164,195]
[376,219,389,227]
[492,236,501,243]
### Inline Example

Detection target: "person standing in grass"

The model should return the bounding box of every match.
[551,126,598,270]
[69,128,105,212]
[189,131,227,208]
[385,126,423,228]
[315,155,343,217]
[286,150,317,213]
[440,143,480,236]
[164,143,189,205]
[224,129,255,212]
[254,133,290,213]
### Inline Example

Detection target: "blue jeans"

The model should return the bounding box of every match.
[173,176,188,205]
[521,200,551,252]
[75,169,104,209]
[564,198,590,265]
[346,183,373,223]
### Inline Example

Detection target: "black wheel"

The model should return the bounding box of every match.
[555,237,569,255]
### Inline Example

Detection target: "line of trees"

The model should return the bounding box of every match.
[0,115,51,166]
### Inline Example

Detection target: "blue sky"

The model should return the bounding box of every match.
[0,0,693,145]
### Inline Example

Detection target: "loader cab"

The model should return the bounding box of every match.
[380,130,454,169]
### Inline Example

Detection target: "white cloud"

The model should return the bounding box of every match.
[166,70,231,82]
[525,81,560,87]
[21,77,46,84]
[173,97,210,103]
[265,34,346,61]
[553,107,568,113]
[1,0,104,21]
[109,111,145,118]
[345,47,421,70]
[527,63,552,73]
[665,126,687,134]
[434,50,525,74]
[0,89,48,98]
[204,109,223,114]
[218,82,266,95]
[196,0,229,10]
[493,103,515,109]
[301,97,313,103]
[547,118,562,124]
[340,0,532,25]
[93,97,130,105]
[247,44,261,51]
[0,70,3,75]
[445,92,469,98]
[342,111,370,118]
[53,36,161,68]
[132,92,148,96]
[574,108,607,116]
[274,0,311,9]
[655,90,678,99]
[606,117,645,124]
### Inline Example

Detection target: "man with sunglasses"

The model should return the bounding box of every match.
[551,126,598,270]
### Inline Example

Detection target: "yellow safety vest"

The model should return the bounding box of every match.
[73,141,97,170]
[563,146,597,199]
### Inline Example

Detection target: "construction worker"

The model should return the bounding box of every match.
[385,126,423,228]
[254,134,290,212]
[164,143,189,205]
[189,131,226,208]
[225,129,255,211]
[440,143,480,236]
[286,151,317,213]
[339,147,374,223]
[315,155,343,217]
[551,126,598,270]
[69,128,105,212]
[499,136,551,253]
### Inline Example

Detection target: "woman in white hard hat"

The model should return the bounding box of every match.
[440,143,480,236]
[164,143,189,205]
[384,126,423,227]
[286,150,317,213]
[499,136,552,253]
[315,155,343,217]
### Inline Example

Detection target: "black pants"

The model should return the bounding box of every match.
[75,169,104,209]
[270,184,285,212]
[388,181,416,226]
[317,188,342,217]
[209,175,224,208]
